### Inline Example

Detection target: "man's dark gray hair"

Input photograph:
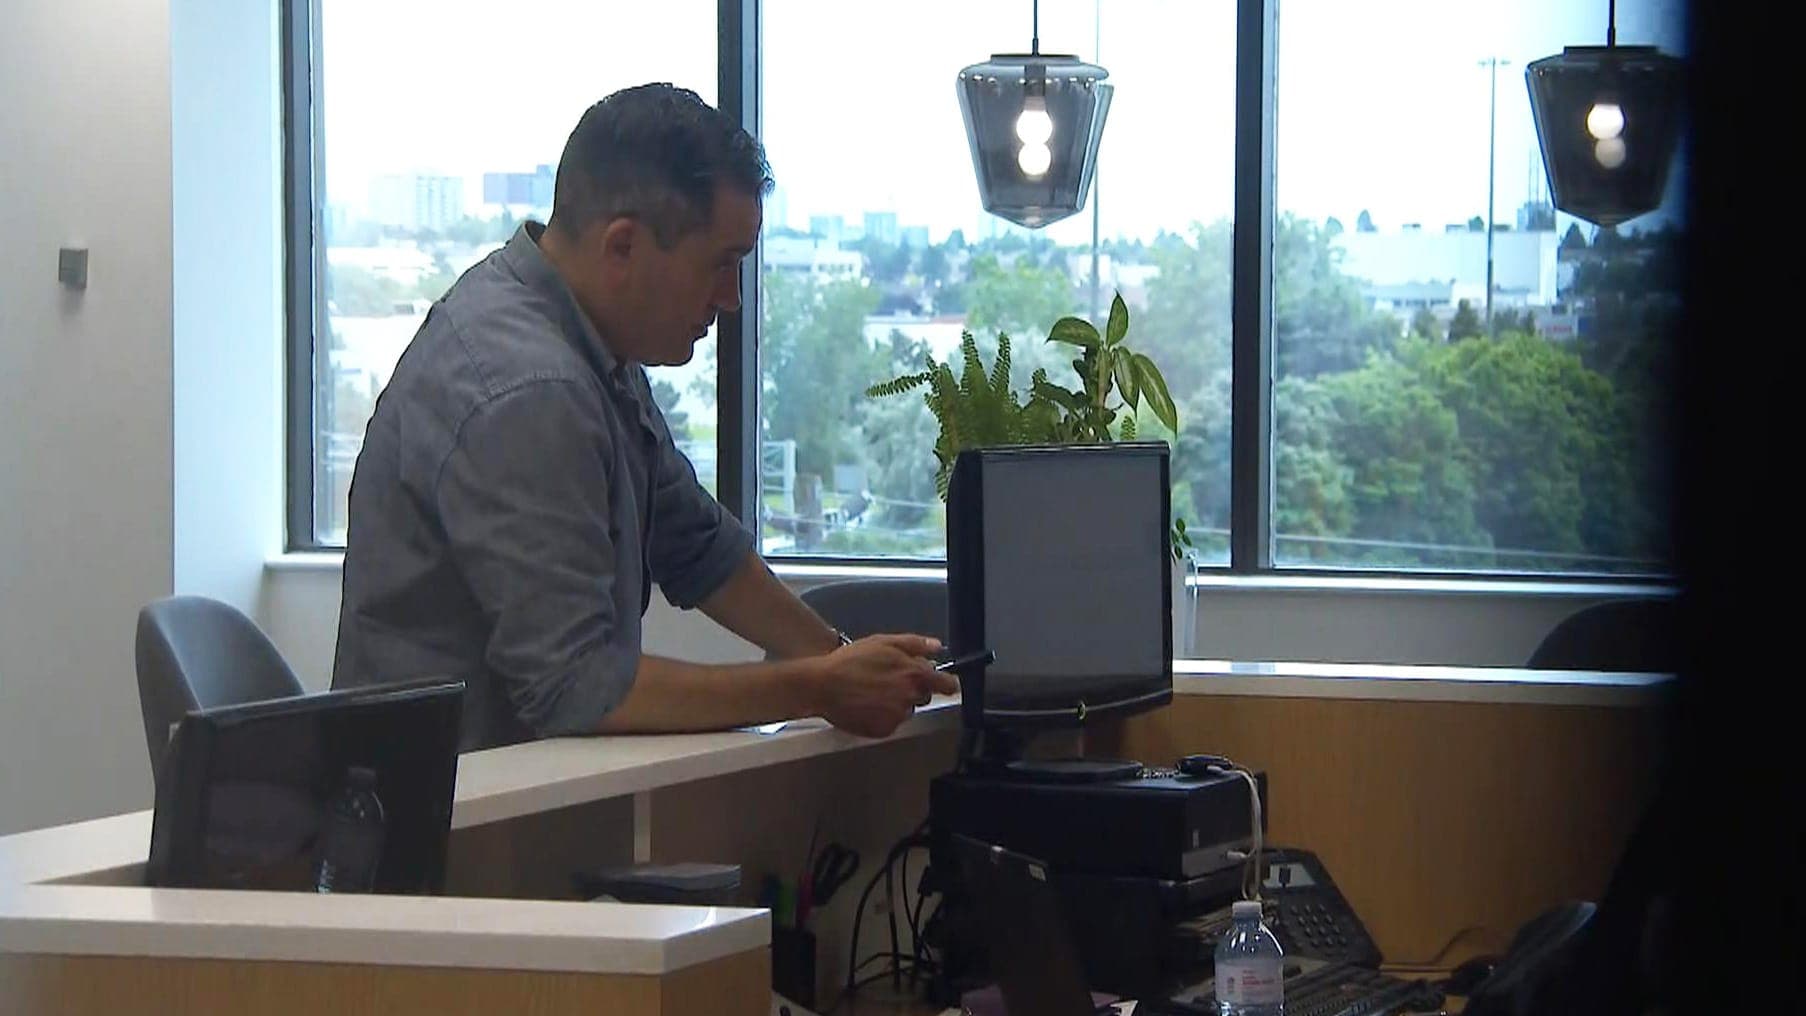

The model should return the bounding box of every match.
[549,83,773,247]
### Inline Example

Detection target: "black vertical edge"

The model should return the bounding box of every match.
[1230,0,1276,572]
[717,0,762,527]
[281,0,326,549]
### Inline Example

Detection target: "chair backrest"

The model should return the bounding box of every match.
[1526,597,1679,672]
[799,578,949,644]
[135,595,306,786]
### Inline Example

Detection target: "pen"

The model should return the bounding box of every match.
[936,649,995,673]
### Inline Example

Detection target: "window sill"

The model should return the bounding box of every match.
[768,559,1673,599]
[267,552,1675,601]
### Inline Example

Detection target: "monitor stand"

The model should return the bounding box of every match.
[1001,757,1145,783]
[969,729,1144,784]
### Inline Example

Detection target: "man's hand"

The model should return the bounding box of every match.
[811,634,958,738]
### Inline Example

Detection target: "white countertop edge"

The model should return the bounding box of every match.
[449,700,963,829]
[1173,662,1673,706]
[0,886,769,974]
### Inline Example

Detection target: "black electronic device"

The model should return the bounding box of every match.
[1159,957,1445,1016]
[946,443,1173,773]
[1171,848,1384,970]
[931,765,1266,883]
[950,834,1128,1016]
[146,677,463,894]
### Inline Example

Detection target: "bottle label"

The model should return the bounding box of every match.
[1216,958,1284,1006]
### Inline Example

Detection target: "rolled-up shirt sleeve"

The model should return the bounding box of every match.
[435,380,636,736]
[643,376,756,609]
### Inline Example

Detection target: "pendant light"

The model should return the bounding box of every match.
[1526,0,1684,227]
[957,0,1113,228]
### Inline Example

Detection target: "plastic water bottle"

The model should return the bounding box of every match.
[314,766,386,893]
[1215,900,1284,1016]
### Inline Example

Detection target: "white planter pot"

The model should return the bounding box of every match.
[1171,555,1198,658]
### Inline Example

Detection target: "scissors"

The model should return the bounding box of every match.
[796,842,860,929]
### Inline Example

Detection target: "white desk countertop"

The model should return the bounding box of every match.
[1,663,1667,974]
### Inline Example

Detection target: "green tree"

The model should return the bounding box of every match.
[1447,300,1483,341]
[1356,209,1377,232]
[327,265,407,316]
[858,330,941,530]
[1560,222,1589,251]
[1410,307,1440,341]
[1272,375,1354,559]
[1467,215,1486,232]
[1415,334,1639,562]
[759,271,885,483]
[1316,348,1488,564]
[1273,213,1401,378]
[963,251,1078,387]
[1136,223,1233,398]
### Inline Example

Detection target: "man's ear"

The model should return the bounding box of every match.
[596,218,638,263]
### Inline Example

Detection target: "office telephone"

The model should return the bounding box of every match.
[1173,847,1383,970]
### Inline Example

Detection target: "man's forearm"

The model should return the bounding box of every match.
[595,653,825,734]
[698,550,841,659]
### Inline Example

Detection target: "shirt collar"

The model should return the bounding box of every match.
[500,221,629,379]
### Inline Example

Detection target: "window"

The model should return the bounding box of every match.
[757,0,1235,561]
[288,0,1682,581]
[292,0,718,546]
[1269,0,1683,574]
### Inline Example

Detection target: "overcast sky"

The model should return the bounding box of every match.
[321,0,1688,242]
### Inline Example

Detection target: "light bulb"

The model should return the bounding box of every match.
[1018,141,1052,177]
[1016,97,1054,145]
[1593,136,1627,169]
[1586,102,1624,140]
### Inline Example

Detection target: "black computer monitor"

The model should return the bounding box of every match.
[145,677,463,894]
[947,442,1173,738]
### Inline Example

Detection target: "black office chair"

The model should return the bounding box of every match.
[135,595,306,787]
[800,578,949,644]
[1526,597,1679,672]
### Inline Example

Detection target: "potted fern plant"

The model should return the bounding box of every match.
[866,291,1201,653]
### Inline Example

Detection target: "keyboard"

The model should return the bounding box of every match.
[1158,959,1444,1016]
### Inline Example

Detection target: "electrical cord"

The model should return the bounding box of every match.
[844,823,930,1001]
[1196,755,1264,903]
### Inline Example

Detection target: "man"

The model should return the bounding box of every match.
[332,84,954,751]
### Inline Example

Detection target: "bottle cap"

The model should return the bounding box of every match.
[1232,899,1263,919]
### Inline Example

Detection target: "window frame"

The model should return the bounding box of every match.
[282,0,1673,586]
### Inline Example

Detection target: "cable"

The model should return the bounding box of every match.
[1229,765,1264,903]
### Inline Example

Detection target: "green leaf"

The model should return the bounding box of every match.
[1112,353,1139,409]
[1133,353,1179,434]
[1032,379,1087,415]
[865,371,933,398]
[1047,317,1102,349]
[1105,293,1129,347]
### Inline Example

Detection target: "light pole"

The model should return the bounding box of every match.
[1479,56,1510,327]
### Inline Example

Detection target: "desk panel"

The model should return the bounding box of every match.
[0,947,767,1016]
[1093,692,1666,967]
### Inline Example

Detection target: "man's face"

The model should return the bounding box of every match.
[621,187,761,366]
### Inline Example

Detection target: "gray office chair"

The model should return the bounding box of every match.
[135,595,306,786]
[1526,597,1679,672]
[800,578,949,644]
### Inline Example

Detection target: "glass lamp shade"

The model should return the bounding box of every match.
[1526,45,1684,227]
[957,54,1113,228]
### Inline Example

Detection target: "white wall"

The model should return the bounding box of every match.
[1,0,175,835]
[171,0,285,614]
